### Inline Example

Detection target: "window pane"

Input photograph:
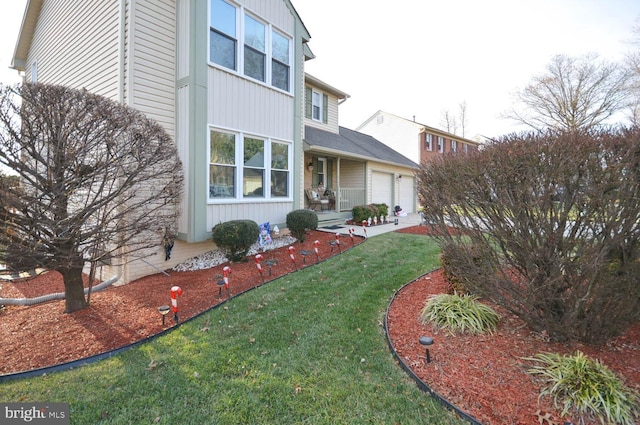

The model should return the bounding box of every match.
[210,130,235,165]
[211,0,236,37]
[243,168,264,197]
[272,31,289,64]
[271,142,288,170]
[272,60,289,91]
[244,137,264,166]
[244,46,265,81]
[312,91,321,120]
[244,15,265,52]
[210,31,236,69]
[271,170,288,197]
[210,165,235,198]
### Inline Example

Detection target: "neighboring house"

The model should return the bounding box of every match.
[11,0,313,283]
[357,111,482,166]
[303,76,419,218]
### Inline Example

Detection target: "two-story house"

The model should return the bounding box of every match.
[303,76,418,218]
[10,1,418,284]
[11,0,314,283]
[357,111,482,166]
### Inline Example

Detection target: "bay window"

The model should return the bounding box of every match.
[209,129,291,201]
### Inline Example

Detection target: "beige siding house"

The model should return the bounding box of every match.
[11,0,312,283]
[303,76,418,218]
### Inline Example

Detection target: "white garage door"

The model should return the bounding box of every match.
[399,176,415,213]
[371,172,393,208]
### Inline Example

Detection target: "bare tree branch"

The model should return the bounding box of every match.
[0,84,184,313]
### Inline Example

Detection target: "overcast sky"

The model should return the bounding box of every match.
[2,1,639,139]
[294,0,640,138]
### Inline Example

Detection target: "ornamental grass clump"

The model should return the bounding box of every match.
[526,351,640,425]
[420,292,500,335]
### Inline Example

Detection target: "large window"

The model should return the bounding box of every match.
[209,129,291,201]
[271,30,290,91]
[209,0,237,70]
[209,130,236,198]
[244,15,265,82]
[209,0,292,92]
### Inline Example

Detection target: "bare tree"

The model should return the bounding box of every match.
[417,128,640,344]
[506,53,630,131]
[439,109,458,135]
[0,83,183,313]
[625,18,640,126]
[458,101,468,137]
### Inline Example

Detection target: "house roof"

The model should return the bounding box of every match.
[305,73,350,102]
[11,0,43,71]
[357,110,482,147]
[304,125,418,168]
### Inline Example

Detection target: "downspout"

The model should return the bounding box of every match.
[118,0,126,104]
[0,275,120,306]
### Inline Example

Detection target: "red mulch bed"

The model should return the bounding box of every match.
[1,227,639,425]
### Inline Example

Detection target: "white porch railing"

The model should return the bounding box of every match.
[337,187,365,212]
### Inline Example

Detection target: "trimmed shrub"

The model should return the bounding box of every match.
[351,205,375,223]
[286,209,318,242]
[526,351,640,425]
[374,203,389,218]
[420,292,500,335]
[416,128,640,343]
[211,220,260,262]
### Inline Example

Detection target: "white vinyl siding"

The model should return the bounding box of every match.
[25,0,120,99]
[209,70,294,141]
[205,0,296,229]
[129,0,176,139]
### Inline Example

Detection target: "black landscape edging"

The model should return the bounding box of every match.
[0,237,365,382]
[383,270,484,425]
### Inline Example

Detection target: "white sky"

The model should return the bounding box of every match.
[1,0,638,139]
[294,0,640,138]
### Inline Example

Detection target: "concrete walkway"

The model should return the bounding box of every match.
[318,213,423,238]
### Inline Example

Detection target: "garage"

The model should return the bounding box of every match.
[398,175,415,213]
[371,171,393,209]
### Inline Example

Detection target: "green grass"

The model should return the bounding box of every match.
[0,232,465,425]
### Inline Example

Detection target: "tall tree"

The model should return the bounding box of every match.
[0,83,183,313]
[507,53,630,131]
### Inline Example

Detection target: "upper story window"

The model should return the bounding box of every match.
[209,128,291,201]
[244,15,265,82]
[437,136,444,153]
[209,0,292,92]
[305,87,328,123]
[210,0,237,70]
[451,140,457,153]
[271,30,290,91]
[425,133,433,151]
[463,143,469,153]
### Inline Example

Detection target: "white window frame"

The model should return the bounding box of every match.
[425,133,433,152]
[208,0,293,93]
[208,126,292,203]
[312,90,323,122]
[437,136,444,153]
[451,140,457,153]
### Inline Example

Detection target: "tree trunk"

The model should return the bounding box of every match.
[60,267,88,313]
